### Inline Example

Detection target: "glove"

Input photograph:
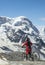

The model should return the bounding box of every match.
[22,46,23,48]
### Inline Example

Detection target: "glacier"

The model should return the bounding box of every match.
[0,16,45,61]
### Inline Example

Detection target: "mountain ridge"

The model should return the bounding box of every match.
[0,16,45,60]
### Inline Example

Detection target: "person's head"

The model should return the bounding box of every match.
[26,36,30,41]
[25,34,30,41]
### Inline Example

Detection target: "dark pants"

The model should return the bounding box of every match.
[26,52,31,60]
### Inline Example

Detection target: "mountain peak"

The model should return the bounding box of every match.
[0,16,45,60]
[16,16,27,19]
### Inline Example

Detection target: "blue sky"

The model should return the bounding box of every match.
[0,0,45,26]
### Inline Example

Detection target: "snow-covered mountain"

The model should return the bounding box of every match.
[0,16,45,60]
[38,26,45,43]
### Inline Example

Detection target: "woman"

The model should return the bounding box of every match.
[22,37,32,60]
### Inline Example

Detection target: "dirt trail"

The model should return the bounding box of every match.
[3,61,45,65]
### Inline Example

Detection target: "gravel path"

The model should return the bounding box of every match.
[1,61,45,65]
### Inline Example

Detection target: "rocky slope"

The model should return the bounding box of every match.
[0,16,45,60]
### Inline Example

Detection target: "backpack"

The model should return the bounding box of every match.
[27,39,31,49]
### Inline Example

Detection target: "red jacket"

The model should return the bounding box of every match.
[22,40,32,55]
